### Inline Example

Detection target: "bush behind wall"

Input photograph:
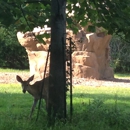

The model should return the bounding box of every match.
[0,27,28,69]
[110,35,130,73]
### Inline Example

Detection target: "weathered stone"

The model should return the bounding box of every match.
[72,63,99,79]
[17,32,38,51]
[71,31,113,79]
[72,51,98,69]
[17,32,49,81]
[28,51,49,80]
[17,30,114,80]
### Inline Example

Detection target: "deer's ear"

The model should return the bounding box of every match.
[16,75,23,82]
[28,75,34,82]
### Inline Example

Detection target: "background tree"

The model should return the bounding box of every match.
[1,0,130,121]
[0,25,28,69]
[110,35,130,73]
[1,0,130,37]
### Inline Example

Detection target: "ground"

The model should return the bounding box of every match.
[0,72,130,87]
[0,72,30,84]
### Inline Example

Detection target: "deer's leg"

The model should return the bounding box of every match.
[29,98,38,118]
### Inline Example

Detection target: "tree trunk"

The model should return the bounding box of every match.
[47,0,66,121]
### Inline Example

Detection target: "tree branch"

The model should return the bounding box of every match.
[8,0,51,6]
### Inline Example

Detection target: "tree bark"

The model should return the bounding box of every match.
[47,0,66,121]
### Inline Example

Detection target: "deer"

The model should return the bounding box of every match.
[16,75,49,118]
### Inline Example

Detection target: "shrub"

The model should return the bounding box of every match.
[0,27,28,69]
[84,99,130,130]
[110,35,130,72]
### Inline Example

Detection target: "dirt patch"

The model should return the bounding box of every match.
[0,72,130,87]
[73,78,130,87]
[0,72,30,84]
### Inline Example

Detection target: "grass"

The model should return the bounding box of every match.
[0,68,29,73]
[114,73,130,79]
[1,83,130,130]
[0,68,130,129]
[0,67,129,78]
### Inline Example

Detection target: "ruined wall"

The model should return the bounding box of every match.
[17,32,49,81]
[72,31,113,79]
[17,30,114,80]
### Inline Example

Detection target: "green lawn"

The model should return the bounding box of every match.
[0,82,130,130]
[0,68,29,73]
[114,73,130,79]
[0,68,130,129]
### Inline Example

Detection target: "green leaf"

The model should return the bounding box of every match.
[79,0,84,3]
[35,34,45,44]
[87,25,96,32]
[67,17,73,25]
[80,20,88,27]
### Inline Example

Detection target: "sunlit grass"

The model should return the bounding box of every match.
[71,86,130,113]
[1,83,130,130]
[1,70,130,129]
[0,68,29,73]
[114,73,130,79]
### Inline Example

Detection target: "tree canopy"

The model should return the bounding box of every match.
[0,0,130,39]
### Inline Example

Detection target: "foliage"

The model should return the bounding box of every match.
[0,0,130,39]
[0,0,51,32]
[0,26,28,69]
[110,35,130,72]
[84,99,130,130]
[0,0,130,71]
[1,84,130,130]
[69,0,130,37]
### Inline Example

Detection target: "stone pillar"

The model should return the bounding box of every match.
[17,32,49,81]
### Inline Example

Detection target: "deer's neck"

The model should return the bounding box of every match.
[27,85,41,99]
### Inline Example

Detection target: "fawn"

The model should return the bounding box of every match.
[16,75,49,118]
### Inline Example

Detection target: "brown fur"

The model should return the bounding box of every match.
[16,75,49,118]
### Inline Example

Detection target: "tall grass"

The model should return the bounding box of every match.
[0,83,130,130]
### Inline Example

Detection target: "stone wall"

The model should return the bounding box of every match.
[17,32,49,81]
[72,31,113,79]
[17,30,114,80]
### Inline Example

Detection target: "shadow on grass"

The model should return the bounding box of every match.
[1,90,130,130]
[0,92,47,119]
[1,90,130,114]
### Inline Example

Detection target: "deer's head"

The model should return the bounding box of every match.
[16,75,34,93]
